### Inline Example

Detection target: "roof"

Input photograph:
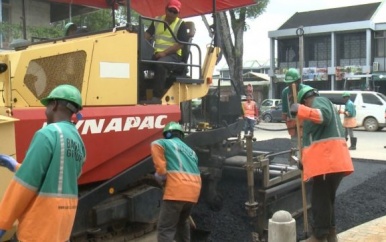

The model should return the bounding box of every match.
[278,2,381,30]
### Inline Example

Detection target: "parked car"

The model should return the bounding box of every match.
[260,99,282,113]
[261,105,283,123]
[319,90,386,131]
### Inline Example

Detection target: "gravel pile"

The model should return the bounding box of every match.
[191,138,386,242]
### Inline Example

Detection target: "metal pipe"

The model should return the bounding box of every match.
[269,164,298,171]
[126,0,131,26]
[0,0,2,48]
[22,0,27,39]
[245,135,258,217]
[112,2,116,28]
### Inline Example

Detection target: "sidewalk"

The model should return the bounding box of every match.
[338,215,386,242]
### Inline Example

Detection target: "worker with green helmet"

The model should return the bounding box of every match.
[151,121,201,242]
[290,86,354,242]
[281,68,307,148]
[64,22,78,36]
[339,91,357,150]
[0,84,86,241]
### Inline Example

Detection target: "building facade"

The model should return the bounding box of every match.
[268,1,386,98]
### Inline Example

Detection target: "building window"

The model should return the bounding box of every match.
[278,38,299,66]
[1,0,11,48]
[307,36,331,66]
[338,33,366,61]
[375,39,386,57]
[1,0,10,23]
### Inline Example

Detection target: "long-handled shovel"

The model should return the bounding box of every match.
[291,83,309,237]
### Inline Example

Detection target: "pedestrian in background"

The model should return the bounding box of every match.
[0,84,86,241]
[242,94,258,138]
[151,122,201,242]
[340,92,357,150]
[281,68,306,149]
[290,86,354,242]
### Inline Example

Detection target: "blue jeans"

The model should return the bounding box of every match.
[244,118,256,137]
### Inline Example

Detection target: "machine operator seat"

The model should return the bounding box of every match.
[163,21,196,93]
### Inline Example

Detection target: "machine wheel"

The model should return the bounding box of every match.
[263,114,273,123]
[363,117,379,132]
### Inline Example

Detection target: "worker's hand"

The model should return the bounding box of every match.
[154,173,166,184]
[0,229,6,238]
[298,162,303,171]
[290,103,300,115]
[155,51,167,59]
[0,154,18,172]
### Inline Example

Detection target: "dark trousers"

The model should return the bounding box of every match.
[153,54,181,98]
[157,200,194,242]
[243,118,256,136]
[311,172,344,239]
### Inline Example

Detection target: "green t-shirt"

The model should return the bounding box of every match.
[15,121,86,196]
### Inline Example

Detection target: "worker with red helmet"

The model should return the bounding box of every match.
[290,86,354,242]
[144,0,189,103]
[241,94,258,138]
[0,84,86,241]
[151,122,201,242]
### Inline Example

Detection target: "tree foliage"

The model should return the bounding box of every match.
[0,6,138,48]
[216,0,269,94]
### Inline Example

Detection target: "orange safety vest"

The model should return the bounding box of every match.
[242,101,256,119]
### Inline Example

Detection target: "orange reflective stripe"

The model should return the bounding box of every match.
[151,143,167,175]
[163,172,201,203]
[343,117,357,128]
[302,139,354,181]
[298,105,323,124]
[17,196,78,241]
[242,101,256,118]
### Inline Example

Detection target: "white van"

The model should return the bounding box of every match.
[318,91,386,131]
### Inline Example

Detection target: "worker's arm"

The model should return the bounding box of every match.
[294,103,332,126]
[155,22,188,59]
[254,103,259,118]
[0,130,52,230]
[0,155,21,172]
[145,22,155,41]
[150,142,167,175]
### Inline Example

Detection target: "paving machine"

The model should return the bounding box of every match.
[0,0,310,241]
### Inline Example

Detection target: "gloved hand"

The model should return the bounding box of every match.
[290,103,300,116]
[154,173,166,184]
[0,154,18,172]
[298,162,303,171]
[0,229,6,239]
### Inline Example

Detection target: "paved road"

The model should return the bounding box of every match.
[136,122,386,242]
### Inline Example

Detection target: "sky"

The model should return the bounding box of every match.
[184,0,382,73]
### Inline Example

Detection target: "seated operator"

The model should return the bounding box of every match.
[144,0,189,103]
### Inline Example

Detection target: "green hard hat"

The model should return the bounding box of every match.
[342,92,350,97]
[163,122,184,137]
[41,84,83,110]
[284,68,301,83]
[298,85,318,104]
[64,22,77,36]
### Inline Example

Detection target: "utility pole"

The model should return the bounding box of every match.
[296,26,304,83]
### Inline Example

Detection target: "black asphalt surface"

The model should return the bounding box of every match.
[191,138,386,242]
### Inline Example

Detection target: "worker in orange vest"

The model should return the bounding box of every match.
[241,95,258,138]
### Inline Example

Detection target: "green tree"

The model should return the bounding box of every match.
[216,1,269,94]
